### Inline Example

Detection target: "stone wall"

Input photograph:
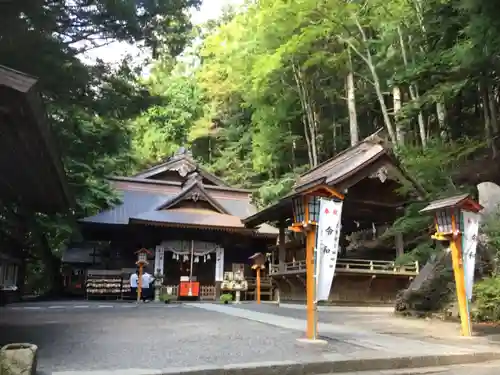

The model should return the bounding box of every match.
[275,274,411,304]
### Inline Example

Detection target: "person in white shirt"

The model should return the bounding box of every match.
[141,271,154,302]
[129,270,139,300]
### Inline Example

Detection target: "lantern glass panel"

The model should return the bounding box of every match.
[436,210,453,233]
[292,196,305,224]
[308,196,321,223]
[456,208,464,232]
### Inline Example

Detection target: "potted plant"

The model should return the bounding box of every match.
[220,293,233,304]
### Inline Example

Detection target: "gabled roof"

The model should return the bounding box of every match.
[157,180,229,214]
[132,147,229,187]
[80,180,278,236]
[130,208,249,232]
[243,130,426,227]
[81,190,175,225]
[0,65,73,213]
[294,130,424,194]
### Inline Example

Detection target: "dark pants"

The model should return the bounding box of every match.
[130,287,137,300]
[142,287,151,301]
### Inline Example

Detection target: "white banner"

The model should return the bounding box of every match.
[215,247,224,282]
[154,246,165,276]
[461,211,480,301]
[316,199,343,301]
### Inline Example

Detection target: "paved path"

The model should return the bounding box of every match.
[1,302,500,375]
[229,303,500,345]
[189,303,496,355]
[323,360,500,374]
[0,304,359,374]
[4,301,175,311]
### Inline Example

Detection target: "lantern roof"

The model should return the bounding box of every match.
[419,194,483,214]
[135,248,152,255]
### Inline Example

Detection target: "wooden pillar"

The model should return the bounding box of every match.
[278,221,286,271]
[395,233,404,258]
[215,281,222,300]
[215,247,224,300]
[256,268,261,304]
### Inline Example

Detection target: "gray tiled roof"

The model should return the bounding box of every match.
[130,210,245,228]
[81,190,174,224]
[81,187,278,235]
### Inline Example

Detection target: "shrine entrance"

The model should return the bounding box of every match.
[155,240,224,300]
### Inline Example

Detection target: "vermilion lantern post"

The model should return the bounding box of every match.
[249,252,266,304]
[135,248,152,303]
[290,186,344,341]
[420,194,482,337]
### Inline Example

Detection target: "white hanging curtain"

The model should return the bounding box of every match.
[160,240,221,257]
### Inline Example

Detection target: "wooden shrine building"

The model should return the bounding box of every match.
[0,66,73,303]
[78,147,278,300]
[243,131,426,304]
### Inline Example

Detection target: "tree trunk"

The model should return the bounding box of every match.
[346,48,359,146]
[436,101,448,140]
[488,85,499,135]
[397,27,426,148]
[343,16,397,145]
[292,61,319,167]
[393,86,404,145]
[480,81,497,158]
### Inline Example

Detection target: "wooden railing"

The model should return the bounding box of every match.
[270,258,419,276]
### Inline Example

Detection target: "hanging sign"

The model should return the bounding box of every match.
[215,247,224,282]
[154,246,165,276]
[316,199,343,301]
[461,211,480,301]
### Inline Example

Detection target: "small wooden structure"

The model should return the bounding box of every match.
[243,131,425,304]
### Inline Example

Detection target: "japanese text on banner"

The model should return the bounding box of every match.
[316,199,343,301]
[461,211,480,301]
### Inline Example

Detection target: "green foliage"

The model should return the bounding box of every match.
[385,138,484,264]
[473,277,500,322]
[220,293,233,303]
[0,0,199,294]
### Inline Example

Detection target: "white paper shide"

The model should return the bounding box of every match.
[461,211,480,301]
[315,199,343,301]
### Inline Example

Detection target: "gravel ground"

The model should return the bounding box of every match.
[0,304,362,373]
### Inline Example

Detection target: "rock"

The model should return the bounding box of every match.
[478,182,500,217]
[394,249,455,315]
[0,343,38,375]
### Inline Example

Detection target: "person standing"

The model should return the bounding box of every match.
[141,270,153,302]
[129,270,139,300]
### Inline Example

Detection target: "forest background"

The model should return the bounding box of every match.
[3,0,500,318]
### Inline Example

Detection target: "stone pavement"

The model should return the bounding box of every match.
[232,302,500,345]
[0,303,361,374]
[321,360,500,374]
[1,302,500,375]
[3,300,174,311]
[191,303,497,354]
